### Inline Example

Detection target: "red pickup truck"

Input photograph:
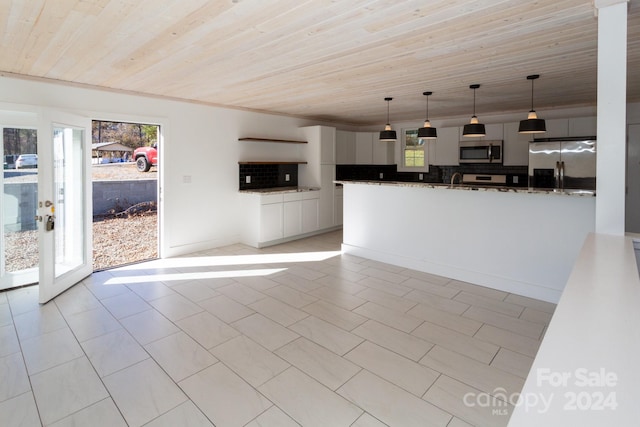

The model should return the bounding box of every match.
[133,144,157,172]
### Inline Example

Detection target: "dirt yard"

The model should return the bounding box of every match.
[4,163,158,272]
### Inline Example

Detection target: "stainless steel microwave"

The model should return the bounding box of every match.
[459,140,503,164]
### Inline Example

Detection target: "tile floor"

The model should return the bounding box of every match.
[0,230,556,427]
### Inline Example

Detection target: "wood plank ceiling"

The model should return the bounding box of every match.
[1,0,640,126]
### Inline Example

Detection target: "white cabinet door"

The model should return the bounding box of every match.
[433,127,459,165]
[355,132,373,164]
[481,123,504,140]
[320,126,336,164]
[569,117,597,137]
[545,119,569,138]
[319,164,335,229]
[373,138,394,164]
[260,203,283,242]
[336,130,356,164]
[283,200,302,238]
[503,122,531,165]
[302,198,319,233]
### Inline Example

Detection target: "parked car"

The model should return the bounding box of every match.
[133,144,157,172]
[15,154,38,169]
[4,154,19,169]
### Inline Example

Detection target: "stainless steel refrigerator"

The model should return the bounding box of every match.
[528,137,596,190]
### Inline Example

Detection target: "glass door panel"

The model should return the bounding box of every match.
[53,126,86,277]
[38,111,92,303]
[1,110,39,291]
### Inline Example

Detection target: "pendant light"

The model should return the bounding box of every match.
[519,74,546,134]
[417,91,437,139]
[379,97,397,142]
[462,84,486,137]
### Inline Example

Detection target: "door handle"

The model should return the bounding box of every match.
[555,161,560,188]
[560,161,565,189]
[45,215,55,231]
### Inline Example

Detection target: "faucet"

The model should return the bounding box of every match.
[450,172,463,186]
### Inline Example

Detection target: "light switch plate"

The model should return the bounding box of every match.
[246,176,251,184]
[285,174,290,181]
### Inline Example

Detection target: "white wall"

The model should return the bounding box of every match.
[0,75,336,257]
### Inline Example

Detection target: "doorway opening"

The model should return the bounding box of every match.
[91,120,160,271]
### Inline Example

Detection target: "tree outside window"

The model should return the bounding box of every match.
[404,129,425,168]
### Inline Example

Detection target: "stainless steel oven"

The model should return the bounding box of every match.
[459,140,503,164]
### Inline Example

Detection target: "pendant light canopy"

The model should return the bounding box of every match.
[417,91,437,139]
[519,74,546,134]
[462,84,486,137]
[379,97,397,142]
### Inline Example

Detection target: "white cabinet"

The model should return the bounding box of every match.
[283,193,302,238]
[355,132,374,164]
[544,119,569,138]
[481,123,504,140]
[320,127,336,164]
[569,117,597,137]
[373,138,394,164]
[242,190,324,247]
[302,194,319,233]
[260,196,284,243]
[503,122,531,166]
[432,127,459,165]
[336,130,356,164]
[354,131,394,164]
[319,164,335,229]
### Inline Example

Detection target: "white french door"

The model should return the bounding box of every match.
[1,107,91,301]
[37,110,92,303]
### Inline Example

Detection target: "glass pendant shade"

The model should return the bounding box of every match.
[519,75,546,134]
[417,91,437,139]
[379,97,397,142]
[462,84,485,137]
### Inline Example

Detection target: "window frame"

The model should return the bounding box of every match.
[395,128,430,173]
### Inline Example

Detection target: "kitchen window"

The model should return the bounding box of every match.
[396,128,429,172]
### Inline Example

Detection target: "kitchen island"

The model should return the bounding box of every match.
[338,180,596,303]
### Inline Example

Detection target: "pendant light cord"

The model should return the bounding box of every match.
[472,87,476,116]
[426,95,429,119]
[387,99,390,124]
[530,78,535,111]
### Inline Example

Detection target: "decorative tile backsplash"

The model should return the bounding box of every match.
[336,164,528,186]
[239,164,298,190]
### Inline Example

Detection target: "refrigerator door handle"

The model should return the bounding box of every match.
[555,161,561,188]
[560,161,565,189]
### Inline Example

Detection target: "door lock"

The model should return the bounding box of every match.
[45,215,55,231]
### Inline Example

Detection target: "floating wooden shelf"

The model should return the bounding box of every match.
[238,137,307,144]
[238,161,308,165]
